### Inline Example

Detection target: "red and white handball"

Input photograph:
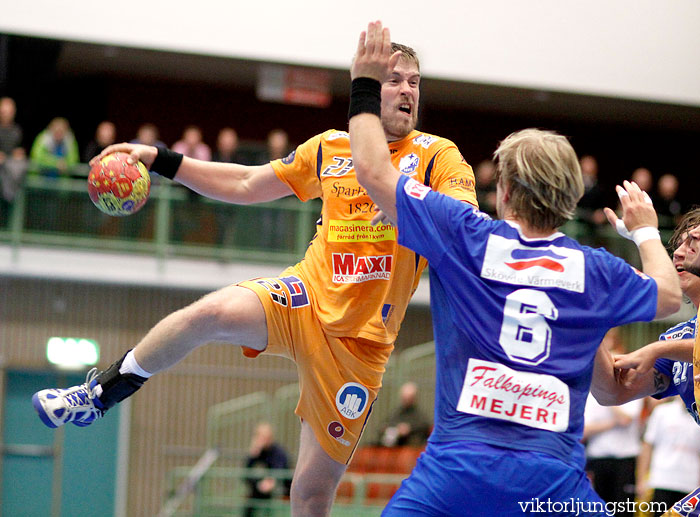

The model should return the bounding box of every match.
[87,152,151,216]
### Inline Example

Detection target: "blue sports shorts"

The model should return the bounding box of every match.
[383,440,606,516]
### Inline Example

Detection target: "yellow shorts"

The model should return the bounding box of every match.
[238,267,393,465]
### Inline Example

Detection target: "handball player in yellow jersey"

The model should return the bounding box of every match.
[32,41,477,516]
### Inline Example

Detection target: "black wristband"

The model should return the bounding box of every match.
[150,147,183,180]
[348,77,382,120]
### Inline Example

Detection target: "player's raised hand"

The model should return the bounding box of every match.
[604,180,658,238]
[351,21,401,82]
[90,143,158,170]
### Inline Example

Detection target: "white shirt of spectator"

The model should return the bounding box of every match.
[645,397,700,493]
[584,394,643,458]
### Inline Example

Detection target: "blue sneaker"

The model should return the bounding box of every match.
[32,368,105,428]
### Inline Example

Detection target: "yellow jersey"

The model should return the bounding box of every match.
[271,129,477,343]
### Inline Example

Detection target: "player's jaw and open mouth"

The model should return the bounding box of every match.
[675,260,688,279]
[397,100,413,118]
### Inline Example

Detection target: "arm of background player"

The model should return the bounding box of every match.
[92,143,293,204]
[349,22,402,223]
[615,339,694,370]
[604,181,681,319]
[590,343,670,406]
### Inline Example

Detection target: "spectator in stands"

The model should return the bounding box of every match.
[636,397,700,516]
[81,121,118,234]
[576,155,607,246]
[115,122,159,239]
[253,128,293,250]
[172,125,211,161]
[256,128,290,163]
[0,96,27,224]
[631,167,653,194]
[244,422,290,517]
[577,155,607,225]
[131,123,166,149]
[378,382,431,448]
[212,127,249,247]
[82,121,117,163]
[172,125,212,241]
[583,329,642,516]
[212,127,250,164]
[29,117,80,178]
[653,173,683,231]
[474,159,497,217]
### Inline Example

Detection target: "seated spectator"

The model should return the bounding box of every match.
[631,167,653,193]
[0,97,25,164]
[575,155,607,246]
[474,159,497,217]
[255,128,290,163]
[82,121,117,162]
[112,122,162,239]
[131,123,165,149]
[0,96,28,223]
[577,155,607,225]
[212,127,250,247]
[653,173,682,230]
[251,128,293,249]
[244,422,290,517]
[171,125,213,241]
[378,382,431,448]
[212,127,250,164]
[172,125,211,161]
[29,117,79,178]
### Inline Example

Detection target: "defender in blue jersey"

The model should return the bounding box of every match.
[592,209,700,415]
[593,209,700,517]
[347,22,681,516]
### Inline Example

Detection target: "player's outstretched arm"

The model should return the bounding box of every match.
[604,180,681,319]
[614,338,694,369]
[349,21,402,224]
[91,143,293,204]
[590,343,669,406]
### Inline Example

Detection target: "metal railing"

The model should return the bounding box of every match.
[163,466,400,516]
[0,164,677,272]
[2,169,682,339]
[0,164,321,267]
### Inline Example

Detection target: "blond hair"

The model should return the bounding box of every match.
[493,129,583,231]
[391,42,419,71]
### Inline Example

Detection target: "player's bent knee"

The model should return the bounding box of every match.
[290,464,342,509]
[186,286,266,344]
[290,480,336,512]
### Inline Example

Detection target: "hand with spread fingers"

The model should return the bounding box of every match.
[604,180,658,236]
[351,21,401,82]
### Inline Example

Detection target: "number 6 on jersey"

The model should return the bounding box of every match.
[499,289,559,366]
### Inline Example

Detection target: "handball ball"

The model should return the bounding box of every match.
[87,152,151,216]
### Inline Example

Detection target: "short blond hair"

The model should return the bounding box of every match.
[391,42,419,71]
[494,129,583,231]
